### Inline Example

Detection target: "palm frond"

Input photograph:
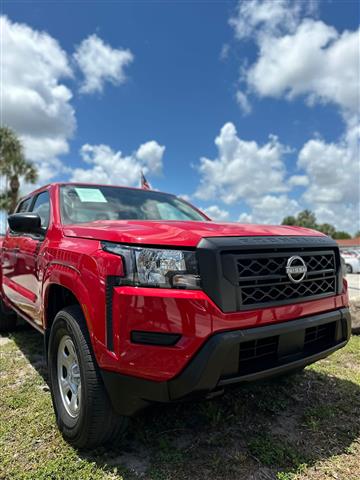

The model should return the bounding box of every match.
[0,127,39,196]
[0,191,12,212]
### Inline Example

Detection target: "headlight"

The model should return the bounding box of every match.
[102,242,201,289]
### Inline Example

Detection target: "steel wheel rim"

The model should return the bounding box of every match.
[57,335,82,418]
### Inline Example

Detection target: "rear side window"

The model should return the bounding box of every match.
[30,191,50,229]
[16,197,32,213]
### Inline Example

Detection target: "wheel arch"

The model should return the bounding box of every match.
[44,283,83,330]
[42,266,100,358]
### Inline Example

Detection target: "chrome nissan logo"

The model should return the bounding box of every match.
[286,256,307,283]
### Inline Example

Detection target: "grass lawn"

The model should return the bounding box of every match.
[0,328,359,480]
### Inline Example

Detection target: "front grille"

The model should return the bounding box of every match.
[241,277,336,306]
[197,236,341,313]
[304,321,336,353]
[238,336,278,375]
[221,319,343,380]
[237,253,335,278]
[232,250,336,309]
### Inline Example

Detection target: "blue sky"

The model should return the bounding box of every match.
[1,0,359,232]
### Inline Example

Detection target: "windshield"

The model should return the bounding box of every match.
[60,185,208,224]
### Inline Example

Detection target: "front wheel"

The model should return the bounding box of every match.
[48,306,127,449]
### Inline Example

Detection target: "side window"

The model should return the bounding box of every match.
[30,191,50,229]
[16,197,32,213]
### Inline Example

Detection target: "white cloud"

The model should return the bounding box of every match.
[1,15,75,185]
[230,116,359,232]
[220,43,230,61]
[288,175,309,187]
[298,131,358,205]
[1,17,136,193]
[311,203,358,234]
[238,212,254,224]
[136,141,164,175]
[229,0,317,40]
[202,205,230,221]
[247,20,360,115]
[228,2,360,233]
[71,141,165,186]
[195,122,289,203]
[239,195,300,225]
[236,90,252,115]
[230,1,359,116]
[178,193,191,202]
[298,120,360,232]
[74,34,134,94]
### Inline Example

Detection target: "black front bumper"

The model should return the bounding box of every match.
[101,307,351,416]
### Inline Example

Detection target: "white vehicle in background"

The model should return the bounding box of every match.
[342,249,360,260]
[341,253,360,274]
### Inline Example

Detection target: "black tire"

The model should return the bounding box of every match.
[0,298,17,333]
[48,305,128,449]
[346,264,353,274]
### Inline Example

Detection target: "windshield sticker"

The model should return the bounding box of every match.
[74,188,108,203]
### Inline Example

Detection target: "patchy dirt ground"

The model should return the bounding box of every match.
[1,325,359,480]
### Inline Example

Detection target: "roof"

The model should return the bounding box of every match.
[336,237,360,247]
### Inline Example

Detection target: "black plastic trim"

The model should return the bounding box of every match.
[105,276,122,351]
[198,235,338,247]
[196,235,341,313]
[100,307,351,416]
[131,331,181,346]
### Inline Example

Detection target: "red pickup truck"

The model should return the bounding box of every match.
[0,183,351,448]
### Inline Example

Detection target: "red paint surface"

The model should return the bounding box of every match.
[97,287,348,381]
[3,275,37,302]
[63,220,323,247]
[0,183,345,383]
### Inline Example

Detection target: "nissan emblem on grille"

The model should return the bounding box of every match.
[286,256,307,283]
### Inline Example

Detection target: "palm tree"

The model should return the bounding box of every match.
[0,127,38,213]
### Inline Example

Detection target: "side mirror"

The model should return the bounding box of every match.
[8,213,42,234]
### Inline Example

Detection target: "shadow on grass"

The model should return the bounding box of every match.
[10,326,48,382]
[10,328,360,480]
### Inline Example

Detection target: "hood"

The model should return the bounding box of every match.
[62,220,324,247]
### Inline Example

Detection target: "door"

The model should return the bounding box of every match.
[2,191,50,327]
[26,191,51,325]
[2,196,33,309]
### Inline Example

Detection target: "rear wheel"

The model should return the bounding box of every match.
[0,298,17,333]
[48,305,128,449]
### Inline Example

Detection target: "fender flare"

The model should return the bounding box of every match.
[42,262,101,358]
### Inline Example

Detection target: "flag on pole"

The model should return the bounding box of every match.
[140,171,151,190]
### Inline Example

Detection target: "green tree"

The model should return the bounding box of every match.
[282,210,317,229]
[281,209,353,239]
[281,215,297,226]
[0,127,38,213]
[317,223,336,237]
[354,231,360,238]
[296,209,317,229]
[333,231,352,240]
